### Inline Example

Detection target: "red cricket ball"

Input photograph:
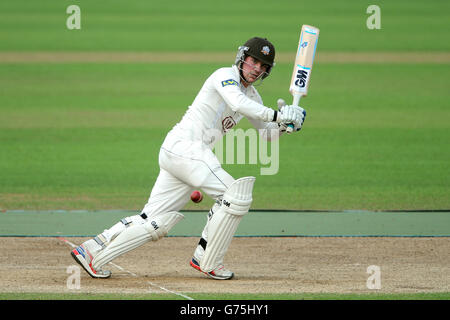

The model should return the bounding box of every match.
[190,190,203,203]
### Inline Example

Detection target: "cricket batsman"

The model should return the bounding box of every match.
[71,37,306,280]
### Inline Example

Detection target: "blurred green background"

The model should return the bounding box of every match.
[0,0,449,211]
[1,0,449,52]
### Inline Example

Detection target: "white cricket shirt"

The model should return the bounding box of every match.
[164,65,280,149]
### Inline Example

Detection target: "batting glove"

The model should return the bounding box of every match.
[278,105,305,130]
[293,106,307,131]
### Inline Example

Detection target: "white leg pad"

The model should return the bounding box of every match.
[92,211,183,270]
[200,176,255,273]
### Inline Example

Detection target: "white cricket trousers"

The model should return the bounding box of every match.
[141,136,235,224]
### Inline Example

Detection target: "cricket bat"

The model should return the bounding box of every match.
[286,24,320,133]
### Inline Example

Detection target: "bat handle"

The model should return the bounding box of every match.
[286,124,295,133]
[293,92,302,106]
[286,93,302,133]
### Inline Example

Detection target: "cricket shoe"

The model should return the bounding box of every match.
[190,257,234,280]
[71,244,111,278]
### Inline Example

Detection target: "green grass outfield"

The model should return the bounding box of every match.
[1,0,449,211]
[0,0,449,52]
[1,62,448,210]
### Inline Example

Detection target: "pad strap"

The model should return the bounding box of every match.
[198,237,207,250]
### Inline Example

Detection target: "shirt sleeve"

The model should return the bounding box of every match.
[245,87,284,141]
[212,69,277,123]
[248,117,284,141]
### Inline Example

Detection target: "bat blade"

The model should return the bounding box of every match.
[289,25,320,102]
[287,24,320,132]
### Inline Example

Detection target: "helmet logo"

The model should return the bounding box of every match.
[261,46,270,55]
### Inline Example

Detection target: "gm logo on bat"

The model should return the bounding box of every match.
[222,79,239,87]
[295,69,308,88]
